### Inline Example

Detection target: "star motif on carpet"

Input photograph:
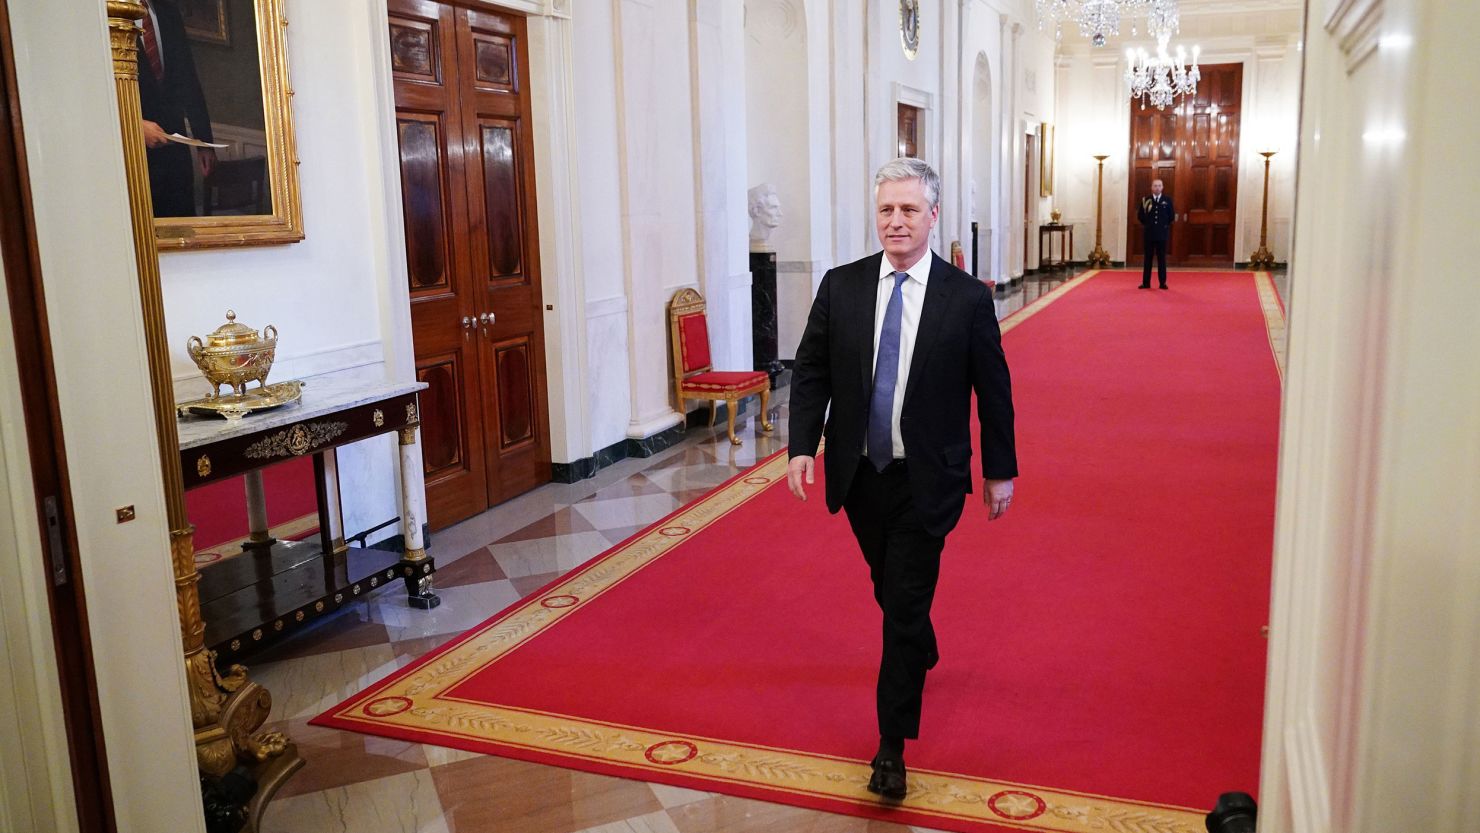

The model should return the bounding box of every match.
[363,696,413,718]
[988,789,1046,820]
[644,740,698,765]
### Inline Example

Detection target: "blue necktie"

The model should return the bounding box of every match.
[868,271,910,469]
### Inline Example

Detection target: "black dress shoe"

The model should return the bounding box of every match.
[1138,284,1151,289]
[1159,284,1169,290]
[867,755,908,800]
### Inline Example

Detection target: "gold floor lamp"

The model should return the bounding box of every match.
[1087,154,1112,268]
[1248,150,1278,269]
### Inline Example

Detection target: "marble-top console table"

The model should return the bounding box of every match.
[178,373,436,664]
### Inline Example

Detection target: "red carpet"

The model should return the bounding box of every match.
[187,455,318,551]
[315,270,1282,832]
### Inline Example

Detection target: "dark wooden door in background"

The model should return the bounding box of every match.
[389,0,550,529]
[1127,62,1243,266]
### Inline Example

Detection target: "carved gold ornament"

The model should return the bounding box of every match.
[197,455,212,477]
[406,402,419,424]
[373,408,385,427]
[244,421,348,459]
[186,310,278,398]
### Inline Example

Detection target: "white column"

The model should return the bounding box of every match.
[243,469,271,546]
[613,0,695,440]
[527,3,591,464]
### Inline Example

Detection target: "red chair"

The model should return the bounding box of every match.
[669,289,773,445]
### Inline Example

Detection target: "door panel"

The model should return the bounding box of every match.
[390,1,550,527]
[414,356,467,477]
[389,0,488,527]
[493,338,536,449]
[396,115,452,293]
[476,120,524,281]
[456,7,551,506]
[1127,63,1241,266]
[1178,63,1241,264]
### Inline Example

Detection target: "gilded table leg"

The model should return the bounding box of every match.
[726,397,741,445]
[397,423,439,610]
[759,388,774,432]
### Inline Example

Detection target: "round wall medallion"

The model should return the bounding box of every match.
[899,0,921,60]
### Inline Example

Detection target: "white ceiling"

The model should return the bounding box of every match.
[1178,0,1305,14]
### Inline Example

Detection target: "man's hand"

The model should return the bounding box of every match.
[787,456,815,501]
[141,119,169,148]
[199,147,218,178]
[985,478,1014,520]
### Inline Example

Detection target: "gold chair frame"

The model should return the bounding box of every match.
[668,288,774,445]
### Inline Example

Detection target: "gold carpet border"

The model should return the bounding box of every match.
[1253,271,1287,381]
[333,698,1204,832]
[998,269,1101,337]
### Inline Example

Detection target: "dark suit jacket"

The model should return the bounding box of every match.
[137,0,213,142]
[138,0,212,217]
[1137,194,1175,243]
[788,251,1017,538]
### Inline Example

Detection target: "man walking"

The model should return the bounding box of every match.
[786,158,1018,800]
[1137,178,1175,289]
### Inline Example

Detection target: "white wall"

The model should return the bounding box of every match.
[1258,1,1480,830]
[1052,8,1302,265]
[6,1,206,829]
[572,0,633,452]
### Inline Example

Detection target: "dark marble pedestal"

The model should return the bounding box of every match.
[750,250,785,389]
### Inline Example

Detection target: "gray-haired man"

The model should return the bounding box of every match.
[786,158,1019,798]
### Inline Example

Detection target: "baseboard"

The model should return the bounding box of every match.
[549,384,790,484]
[362,522,430,553]
[1234,261,1289,270]
[550,421,689,483]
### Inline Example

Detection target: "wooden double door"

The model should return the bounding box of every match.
[388,0,550,529]
[1127,62,1243,266]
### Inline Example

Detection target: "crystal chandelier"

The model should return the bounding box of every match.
[1036,0,1181,47]
[1125,35,1200,110]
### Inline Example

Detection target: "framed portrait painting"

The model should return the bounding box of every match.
[140,0,303,249]
[180,0,229,45]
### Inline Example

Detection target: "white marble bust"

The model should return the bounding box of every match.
[748,184,783,252]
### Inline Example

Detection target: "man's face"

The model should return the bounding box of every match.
[875,178,938,264]
[1151,180,1164,196]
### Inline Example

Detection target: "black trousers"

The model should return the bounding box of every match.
[147,143,197,218]
[843,461,945,739]
[1141,237,1168,287]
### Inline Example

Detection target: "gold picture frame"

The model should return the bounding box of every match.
[152,0,302,249]
[1038,122,1055,197]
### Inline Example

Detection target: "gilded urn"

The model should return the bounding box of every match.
[186,310,278,398]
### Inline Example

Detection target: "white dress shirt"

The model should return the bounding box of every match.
[869,250,931,460]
